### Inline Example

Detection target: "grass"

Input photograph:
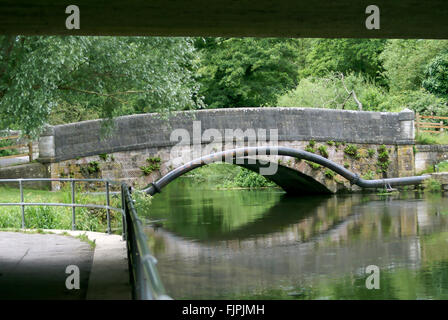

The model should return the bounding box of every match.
[436,161,448,172]
[0,186,122,232]
[416,132,448,145]
[76,233,96,249]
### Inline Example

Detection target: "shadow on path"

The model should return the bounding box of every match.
[0,232,93,300]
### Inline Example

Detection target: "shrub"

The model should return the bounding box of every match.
[277,73,388,111]
[344,144,359,159]
[436,161,448,172]
[326,140,335,146]
[362,170,375,180]
[140,157,162,176]
[81,161,100,176]
[132,190,153,218]
[376,145,390,174]
[423,178,442,192]
[367,148,376,158]
[306,161,321,170]
[232,168,276,188]
[318,145,329,158]
[305,145,315,153]
[324,169,335,179]
[422,53,448,99]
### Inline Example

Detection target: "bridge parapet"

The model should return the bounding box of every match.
[34,108,416,191]
[38,108,415,163]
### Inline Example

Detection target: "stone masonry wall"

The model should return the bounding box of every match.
[38,108,415,162]
[38,108,416,191]
[48,140,414,191]
[415,144,448,173]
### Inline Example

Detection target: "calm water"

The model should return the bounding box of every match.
[145,178,448,299]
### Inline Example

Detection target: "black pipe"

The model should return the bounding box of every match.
[143,146,430,195]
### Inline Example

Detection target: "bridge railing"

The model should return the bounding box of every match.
[0,178,170,300]
[121,184,170,300]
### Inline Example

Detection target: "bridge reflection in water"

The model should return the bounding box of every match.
[145,178,448,299]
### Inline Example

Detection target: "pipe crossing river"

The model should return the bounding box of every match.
[144,146,430,196]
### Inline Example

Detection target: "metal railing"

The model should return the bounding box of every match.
[0,178,121,233]
[122,184,171,300]
[0,177,170,300]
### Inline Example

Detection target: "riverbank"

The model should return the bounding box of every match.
[0,187,122,232]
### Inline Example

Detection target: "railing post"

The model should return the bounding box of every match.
[71,180,76,231]
[106,181,111,234]
[121,186,127,241]
[19,180,25,229]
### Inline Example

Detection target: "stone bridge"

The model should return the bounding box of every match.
[33,107,416,193]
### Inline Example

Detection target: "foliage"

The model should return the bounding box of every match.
[132,190,153,218]
[0,187,121,231]
[230,168,276,188]
[324,169,335,179]
[318,145,329,158]
[299,39,386,83]
[380,40,448,92]
[0,36,202,135]
[87,161,100,174]
[140,157,161,176]
[305,145,315,153]
[0,136,18,157]
[367,148,376,158]
[416,132,448,145]
[423,178,442,193]
[344,144,359,159]
[376,145,390,174]
[422,53,448,100]
[326,140,334,146]
[435,161,448,173]
[306,161,321,170]
[195,37,302,108]
[362,170,375,180]
[277,73,387,111]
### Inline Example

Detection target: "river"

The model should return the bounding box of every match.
[144,178,448,299]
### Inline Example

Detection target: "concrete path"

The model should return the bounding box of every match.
[0,230,131,300]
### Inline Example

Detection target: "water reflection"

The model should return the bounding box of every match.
[146,178,448,299]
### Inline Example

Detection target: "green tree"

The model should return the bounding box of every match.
[196,37,302,108]
[0,36,202,135]
[300,39,386,84]
[422,53,448,99]
[380,39,448,92]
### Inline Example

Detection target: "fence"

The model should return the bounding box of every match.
[0,178,169,300]
[0,134,33,161]
[122,184,170,299]
[416,113,448,134]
